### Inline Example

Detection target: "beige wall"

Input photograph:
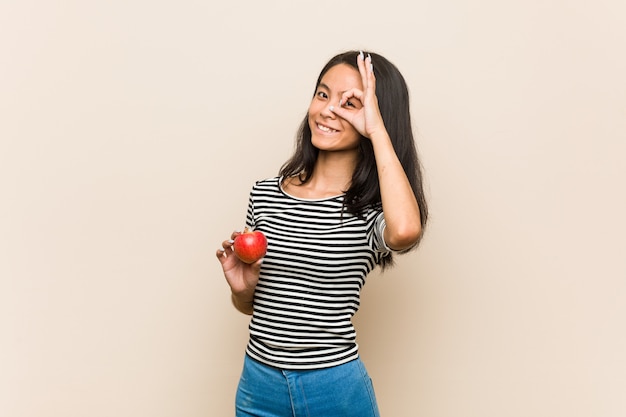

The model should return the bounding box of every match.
[1,1,625,416]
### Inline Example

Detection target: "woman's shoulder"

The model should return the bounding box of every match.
[249,176,282,195]
[252,176,281,188]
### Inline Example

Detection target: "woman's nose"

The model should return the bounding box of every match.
[321,100,339,118]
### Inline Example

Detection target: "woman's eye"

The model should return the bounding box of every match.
[316,91,328,99]
[344,99,362,109]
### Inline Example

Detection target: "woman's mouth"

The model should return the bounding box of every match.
[317,123,338,133]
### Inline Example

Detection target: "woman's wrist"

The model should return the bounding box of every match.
[368,127,391,145]
[231,292,254,315]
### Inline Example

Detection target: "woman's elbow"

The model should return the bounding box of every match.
[386,222,422,251]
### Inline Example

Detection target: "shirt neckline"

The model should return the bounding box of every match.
[278,176,345,202]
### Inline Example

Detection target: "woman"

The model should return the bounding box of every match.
[216,50,428,417]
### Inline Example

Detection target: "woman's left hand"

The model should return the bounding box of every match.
[330,52,386,140]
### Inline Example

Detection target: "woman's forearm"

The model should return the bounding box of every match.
[371,131,422,250]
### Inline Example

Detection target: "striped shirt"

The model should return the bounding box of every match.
[244,176,392,370]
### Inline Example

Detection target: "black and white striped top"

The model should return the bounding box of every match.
[244,176,392,370]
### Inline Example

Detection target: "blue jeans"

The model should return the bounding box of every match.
[236,354,381,417]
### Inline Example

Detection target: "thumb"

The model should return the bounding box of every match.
[329,105,351,123]
[251,258,264,273]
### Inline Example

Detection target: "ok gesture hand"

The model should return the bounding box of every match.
[330,51,387,141]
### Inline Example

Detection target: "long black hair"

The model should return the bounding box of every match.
[280,50,428,268]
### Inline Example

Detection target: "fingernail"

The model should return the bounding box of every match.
[359,50,364,60]
[329,105,334,111]
[228,239,234,244]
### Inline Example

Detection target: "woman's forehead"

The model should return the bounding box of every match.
[318,64,362,91]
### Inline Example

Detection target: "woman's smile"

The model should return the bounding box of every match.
[316,122,339,134]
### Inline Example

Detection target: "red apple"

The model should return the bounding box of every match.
[233,228,268,264]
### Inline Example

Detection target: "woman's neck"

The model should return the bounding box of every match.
[285,150,357,199]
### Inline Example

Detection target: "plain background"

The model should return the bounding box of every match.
[1,1,625,416]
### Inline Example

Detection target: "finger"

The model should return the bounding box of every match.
[216,248,228,263]
[356,50,368,89]
[365,54,376,94]
[358,54,376,103]
[366,53,374,74]
[329,103,355,125]
[338,88,364,108]
[251,257,264,273]
[230,230,242,240]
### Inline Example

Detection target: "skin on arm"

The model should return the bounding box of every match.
[331,53,422,250]
[215,230,263,315]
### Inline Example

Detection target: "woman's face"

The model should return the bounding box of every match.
[308,63,363,153]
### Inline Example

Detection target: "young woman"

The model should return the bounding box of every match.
[216,50,428,417]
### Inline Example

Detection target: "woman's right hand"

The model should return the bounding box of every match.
[215,230,262,314]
